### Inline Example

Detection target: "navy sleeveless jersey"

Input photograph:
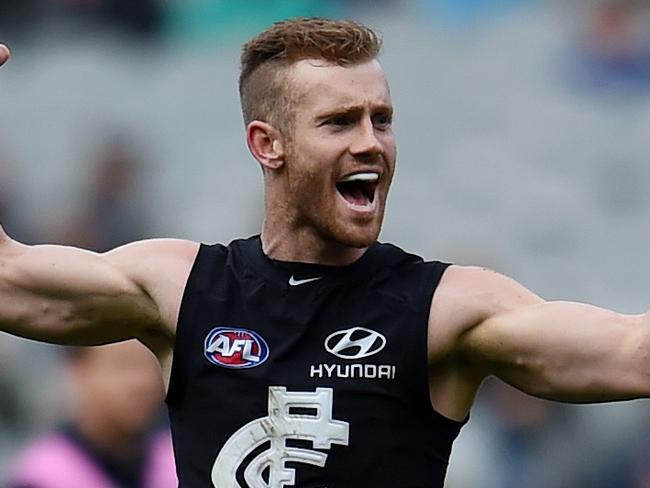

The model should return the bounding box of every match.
[166,236,465,487]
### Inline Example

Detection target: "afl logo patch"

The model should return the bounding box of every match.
[204,327,269,369]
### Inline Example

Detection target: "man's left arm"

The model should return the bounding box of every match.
[458,281,650,402]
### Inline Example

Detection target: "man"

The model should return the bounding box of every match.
[0,18,648,487]
[5,341,177,488]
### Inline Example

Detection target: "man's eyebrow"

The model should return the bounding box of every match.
[314,103,394,121]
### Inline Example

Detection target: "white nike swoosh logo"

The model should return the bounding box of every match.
[288,275,323,286]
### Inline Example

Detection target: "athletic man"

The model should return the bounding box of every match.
[0,18,648,487]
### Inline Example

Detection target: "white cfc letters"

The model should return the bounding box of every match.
[211,387,349,488]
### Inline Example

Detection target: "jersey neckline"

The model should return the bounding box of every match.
[236,235,403,288]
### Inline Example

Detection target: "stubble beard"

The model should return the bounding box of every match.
[288,166,386,250]
[297,198,384,249]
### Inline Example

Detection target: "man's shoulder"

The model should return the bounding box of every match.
[436,264,531,304]
[432,265,527,319]
[105,237,201,259]
[103,238,201,279]
[428,265,542,355]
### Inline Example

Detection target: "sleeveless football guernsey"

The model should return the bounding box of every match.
[166,236,466,487]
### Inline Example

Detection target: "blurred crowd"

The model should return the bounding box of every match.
[0,0,390,44]
[0,137,173,487]
[1,1,650,487]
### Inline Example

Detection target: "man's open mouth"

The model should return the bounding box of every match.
[336,172,379,208]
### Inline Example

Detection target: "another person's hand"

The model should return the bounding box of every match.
[0,44,11,67]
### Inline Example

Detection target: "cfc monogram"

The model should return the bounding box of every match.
[211,387,349,488]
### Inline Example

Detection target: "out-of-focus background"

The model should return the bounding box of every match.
[1,0,649,486]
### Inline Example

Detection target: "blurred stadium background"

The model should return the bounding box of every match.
[1,0,650,486]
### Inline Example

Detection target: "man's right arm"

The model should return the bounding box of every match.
[0,224,197,349]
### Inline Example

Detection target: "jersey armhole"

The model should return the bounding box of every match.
[165,243,225,407]
[417,261,469,432]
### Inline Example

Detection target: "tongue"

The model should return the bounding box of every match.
[339,184,369,206]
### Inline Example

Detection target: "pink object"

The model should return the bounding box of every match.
[6,430,177,488]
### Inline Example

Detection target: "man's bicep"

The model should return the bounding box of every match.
[461,300,650,402]
[0,238,160,345]
[104,238,200,338]
[428,265,542,362]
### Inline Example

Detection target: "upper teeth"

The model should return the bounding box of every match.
[339,172,379,183]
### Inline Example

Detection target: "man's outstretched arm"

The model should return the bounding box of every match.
[452,267,650,403]
[0,224,197,349]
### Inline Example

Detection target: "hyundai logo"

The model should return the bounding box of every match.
[325,327,386,360]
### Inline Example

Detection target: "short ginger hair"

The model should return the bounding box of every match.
[239,17,382,134]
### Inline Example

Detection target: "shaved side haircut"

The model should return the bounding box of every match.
[239,17,382,135]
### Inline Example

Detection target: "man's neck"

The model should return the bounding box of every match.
[261,228,368,266]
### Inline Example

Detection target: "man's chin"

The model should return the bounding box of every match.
[327,224,381,249]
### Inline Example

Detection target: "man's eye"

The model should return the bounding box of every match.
[328,116,352,127]
[373,114,392,128]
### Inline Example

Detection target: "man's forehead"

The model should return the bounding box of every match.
[288,58,392,112]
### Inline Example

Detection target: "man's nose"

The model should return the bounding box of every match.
[349,117,382,157]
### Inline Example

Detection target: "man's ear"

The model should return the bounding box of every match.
[247,121,285,170]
